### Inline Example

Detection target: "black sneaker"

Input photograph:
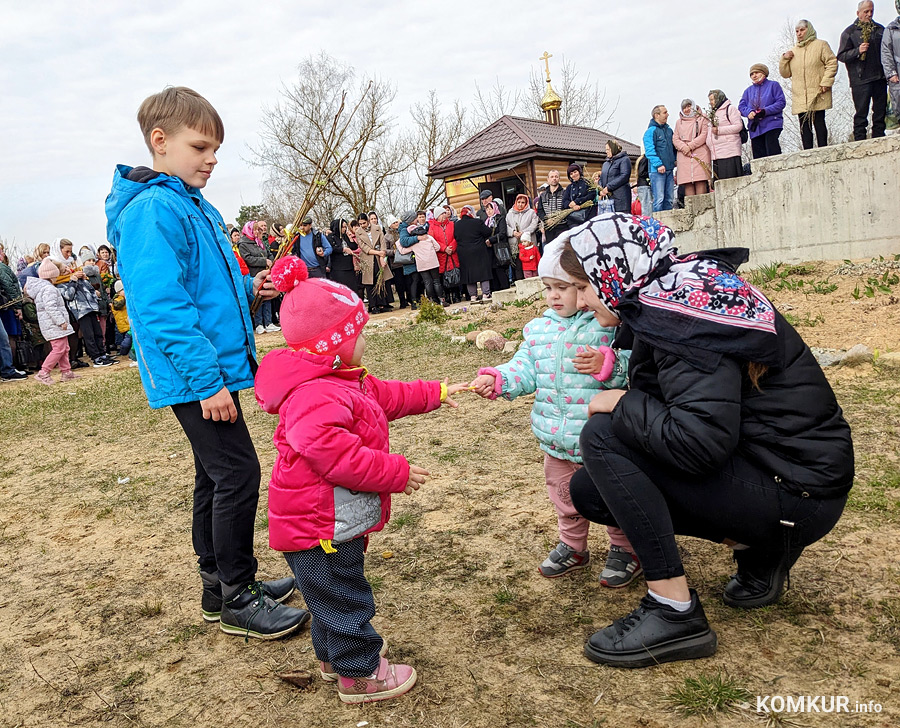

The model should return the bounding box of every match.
[199,571,296,622]
[723,548,803,609]
[92,357,114,368]
[1,370,28,381]
[584,589,717,668]
[71,359,90,369]
[219,582,310,640]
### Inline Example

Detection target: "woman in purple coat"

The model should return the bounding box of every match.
[738,63,787,160]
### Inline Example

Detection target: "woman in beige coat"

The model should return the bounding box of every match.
[673,99,711,197]
[356,212,393,313]
[779,19,839,149]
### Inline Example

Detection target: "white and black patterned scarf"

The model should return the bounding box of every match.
[564,213,781,370]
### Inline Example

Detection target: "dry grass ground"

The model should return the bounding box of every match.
[0,260,898,727]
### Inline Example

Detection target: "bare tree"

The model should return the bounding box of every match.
[383,91,471,213]
[250,52,408,220]
[471,78,524,129]
[526,57,619,131]
[768,19,853,152]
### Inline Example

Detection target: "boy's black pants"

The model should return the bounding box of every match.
[171,392,260,587]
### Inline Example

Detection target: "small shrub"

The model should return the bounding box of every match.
[138,600,163,618]
[416,297,448,324]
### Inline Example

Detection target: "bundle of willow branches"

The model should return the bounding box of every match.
[249,83,373,315]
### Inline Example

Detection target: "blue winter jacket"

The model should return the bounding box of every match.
[105,165,257,409]
[643,119,676,171]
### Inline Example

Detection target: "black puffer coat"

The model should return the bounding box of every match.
[600,151,633,213]
[611,313,854,499]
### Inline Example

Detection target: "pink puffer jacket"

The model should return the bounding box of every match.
[256,348,442,552]
[673,112,711,185]
[706,101,744,161]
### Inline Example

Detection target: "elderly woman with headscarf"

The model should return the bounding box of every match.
[454,205,494,302]
[506,194,539,282]
[429,207,461,301]
[239,221,277,333]
[706,90,744,181]
[673,99,711,197]
[739,64,786,159]
[779,19,839,149]
[483,201,511,293]
[553,213,853,668]
[882,2,900,120]
[599,141,633,213]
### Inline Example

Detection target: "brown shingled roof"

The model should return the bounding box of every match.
[429,115,640,178]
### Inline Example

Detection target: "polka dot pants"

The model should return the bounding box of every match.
[284,539,382,678]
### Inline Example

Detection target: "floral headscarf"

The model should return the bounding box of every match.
[483,201,500,227]
[564,213,780,370]
[460,205,476,218]
[513,194,529,212]
[708,90,727,111]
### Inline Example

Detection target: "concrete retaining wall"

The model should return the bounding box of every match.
[654,135,900,266]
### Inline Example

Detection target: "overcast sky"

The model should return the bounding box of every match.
[1,0,887,255]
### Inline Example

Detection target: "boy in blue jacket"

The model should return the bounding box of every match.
[105,86,310,640]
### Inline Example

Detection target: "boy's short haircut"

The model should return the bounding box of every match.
[137,86,225,152]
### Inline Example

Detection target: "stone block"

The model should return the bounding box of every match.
[492,288,518,305]
[514,276,544,300]
[875,351,900,369]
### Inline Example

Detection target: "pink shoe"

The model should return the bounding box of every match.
[34,371,54,386]
[60,371,81,381]
[337,657,416,704]
[320,640,388,681]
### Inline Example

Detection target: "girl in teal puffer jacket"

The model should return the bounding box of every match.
[470,243,641,585]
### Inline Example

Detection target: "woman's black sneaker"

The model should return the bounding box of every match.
[71,359,90,369]
[723,548,803,609]
[199,570,296,622]
[584,589,717,668]
[219,582,309,640]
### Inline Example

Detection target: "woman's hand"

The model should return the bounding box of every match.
[569,201,580,210]
[819,85,828,94]
[404,464,429,494]
[588,389,626,415]
[446,246,454,254]
[783,50,794,60]
[573,346,607,375]
[469,374,496,398]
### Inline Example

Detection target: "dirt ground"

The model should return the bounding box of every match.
[1,259,898,727]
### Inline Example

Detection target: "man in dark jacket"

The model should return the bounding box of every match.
[837,0,887,140]
[537,170,566,243]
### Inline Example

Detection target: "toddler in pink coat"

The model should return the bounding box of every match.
[255,255,465,705]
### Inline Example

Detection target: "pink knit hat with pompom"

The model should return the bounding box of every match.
[270,255,368,363]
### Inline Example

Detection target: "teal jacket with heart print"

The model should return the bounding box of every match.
[479,309,630,463]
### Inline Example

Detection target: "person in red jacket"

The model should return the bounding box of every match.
[428,207,460,302]
[255,255,467,704]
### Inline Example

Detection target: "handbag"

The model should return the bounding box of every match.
[494,243,511,266]
[443,258,461,288]
[566,208,590,226]
[597,199,616,215]
[393,249,414,266]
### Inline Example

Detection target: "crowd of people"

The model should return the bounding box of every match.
[635,2,900,212]
[0,239,135,384]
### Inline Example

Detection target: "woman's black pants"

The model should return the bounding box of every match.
[798,110,828,149]
[571,414,847,581]
[750,128,782,159]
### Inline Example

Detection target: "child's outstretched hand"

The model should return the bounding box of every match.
[405,465,430,494]
[442,379,471,408]
[468,374,496,398]
[573,345,608,375]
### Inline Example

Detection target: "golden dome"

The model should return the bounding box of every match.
[541,82,562,111]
